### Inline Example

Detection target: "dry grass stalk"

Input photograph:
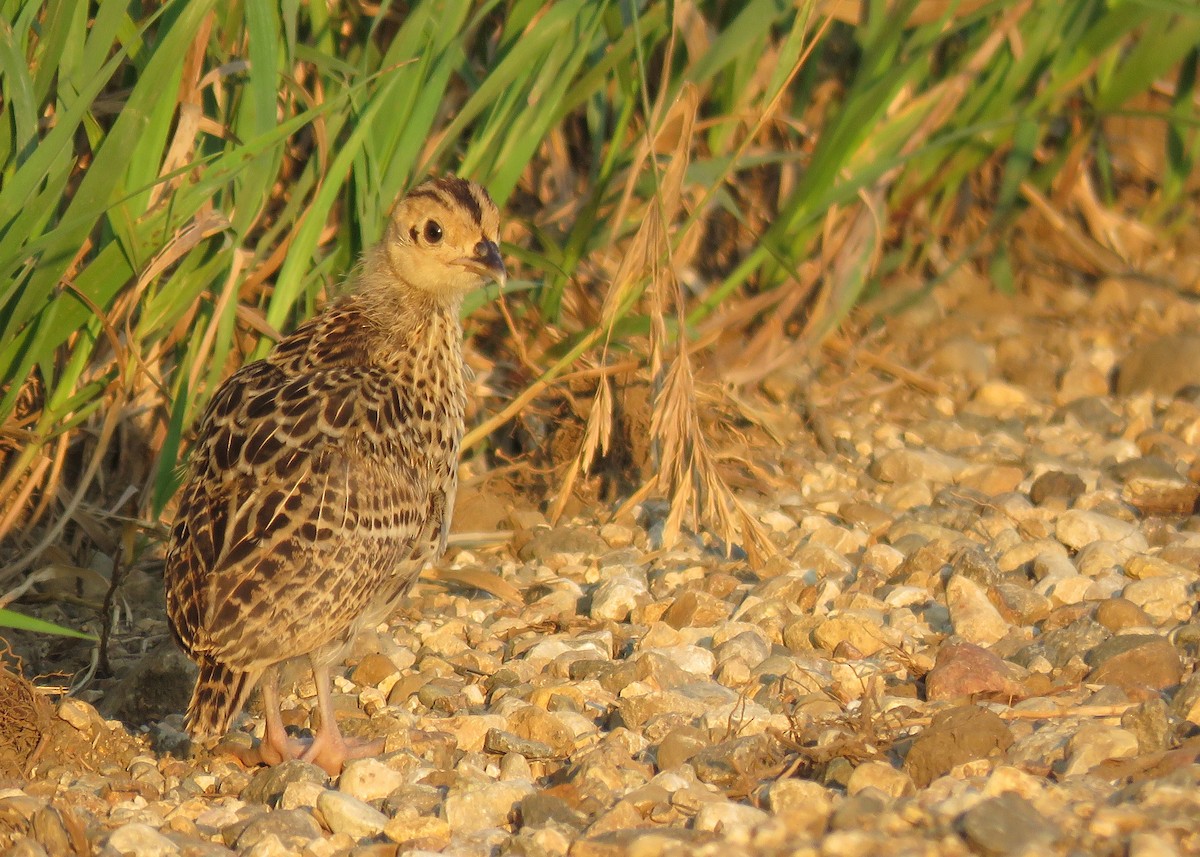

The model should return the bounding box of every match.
[553,81,774,564]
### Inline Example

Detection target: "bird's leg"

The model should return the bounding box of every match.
[257,664,300,765]
[226,664,308,767]
[300,659,384,776]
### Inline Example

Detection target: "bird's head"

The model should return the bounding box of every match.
[380,175,506,299]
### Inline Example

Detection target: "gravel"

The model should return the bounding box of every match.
[6,277,1200,855]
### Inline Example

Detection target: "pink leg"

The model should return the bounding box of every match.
[299,659,384,776]
[228,664,309,767]
[257,665,306,764]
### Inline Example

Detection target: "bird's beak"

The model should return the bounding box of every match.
[457,239,507,289]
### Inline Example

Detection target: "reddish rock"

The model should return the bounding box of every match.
[925,642,1025,702]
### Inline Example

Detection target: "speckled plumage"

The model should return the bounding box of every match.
[165,176,504,773]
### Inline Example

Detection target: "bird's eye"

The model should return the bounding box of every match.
[423,220,443,244]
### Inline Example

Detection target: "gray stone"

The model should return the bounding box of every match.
[950,545,1003,588]
[242,759,329,806]
[958,793,1055,855]
[1116,334,1200,396]
[690,734,784,790]
[233,809,322,851]
[1011,618,1109,669]
[1121,698,1172,754]
[484,728,557,760]
[1029,470,1086,506]
[519,792,588,830]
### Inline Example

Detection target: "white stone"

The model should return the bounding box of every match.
[1062,725,1139,777]
[589,575,648,622]
[640,644,715,677]
[1035,573,1094,606]
[946,576,1010,645]
[57,698,98,732]
[317,789,388,839]
[692,800,770,834]
[339,758,406,803]
[105,823,179,857]
[760,510,797,533]
[1056,510,1145,551]
[441,780,535,834]
[1123,576,1191,624]
[846,761,915,797]
[279,780,325,811]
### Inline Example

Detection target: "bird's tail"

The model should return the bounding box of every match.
[186,659,260,738]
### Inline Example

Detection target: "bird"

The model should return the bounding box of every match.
[164,176,505,775]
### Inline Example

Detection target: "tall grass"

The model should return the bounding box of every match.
[0,0,1197,604]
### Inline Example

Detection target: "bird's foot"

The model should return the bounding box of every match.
[224,727,383,777]
[220,730,311,769]
[300,728,385,777]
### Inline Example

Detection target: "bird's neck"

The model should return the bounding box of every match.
[354,280,464,373]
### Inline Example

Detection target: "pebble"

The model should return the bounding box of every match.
[1062,724,1139,777]
[384,814,453,849]
[1095,597,1152,631]
[845,762,914,798]
[590,575,649,622]
[316,790,388,839]
[925,642,1024,701]
[232,809,322,851]
[103,823,180,857]
[958,793,1056,855]
[692,800,770,834]
[945,576,1010,645]
[1122,576,1192,624]
[242,760,329,806]
[1056,510,1144,550]
[442,780,534,834]
[1086,634,1183,691]
[338,758,406,803]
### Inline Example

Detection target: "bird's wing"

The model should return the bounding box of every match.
[165,359,435,668]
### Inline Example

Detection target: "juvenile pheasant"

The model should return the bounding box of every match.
[165,176,504,775]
